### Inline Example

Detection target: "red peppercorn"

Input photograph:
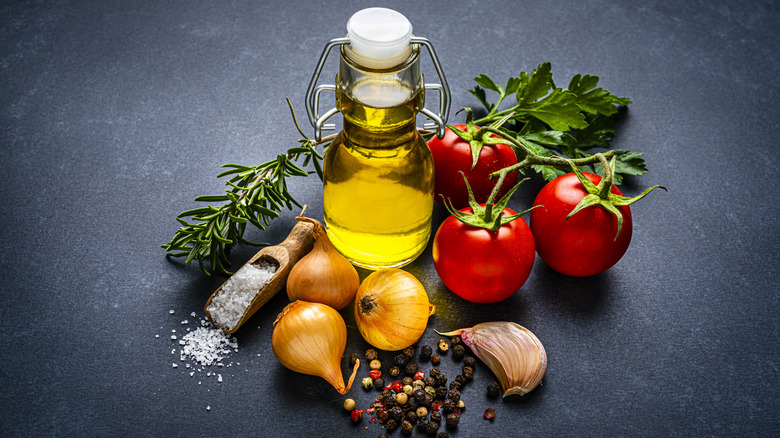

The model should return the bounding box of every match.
[369,370,381,380]
[413,371,425,381]
[431,402,441,411]
[351,409,364,422]
[484,408,495,420]
[393,381,403,393]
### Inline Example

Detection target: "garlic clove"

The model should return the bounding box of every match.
[438,321,546,397]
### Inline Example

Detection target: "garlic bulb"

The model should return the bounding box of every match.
[354,269,435,351]
[438,322,546,397]
[272,300,359,394]
[286,216,359,310]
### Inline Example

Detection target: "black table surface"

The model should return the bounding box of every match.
[2,1,778,436]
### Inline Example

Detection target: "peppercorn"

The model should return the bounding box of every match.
[487,381,501,397]
[423,393,434,408]
[374,378,385,391]
[405,362,419,375]
[456,400,466,409]
[402,346,415,358]
[447,389,461,402]
[428,367,441,378]
[442,399,455,413]
[408,396,421,409]
[436,373,448,387]
[396,392,408,406]
[390,366,401,377]
[405,410,417,423]
[379,435,388,438]
[435,386,447,400]
[403,384,414,395]
[439,432,451,438]
[462,366,474,380]
[420,345,433,360]
[417,416,429,430]
[412,379,425,390]
[402,376,413,386]
[351,409,364,422]
[413,388,426,401]
[369,359,382,370]
[424,376,436,387]
[431,354,441,365]
[343,398,356,411]
[451,344,465,359]
[365,348,378,361]
[432,410,443,422]
[394,353,408,366]
[362,377,374,389]
[425,420,440,435]
[484,408,495,420]
[445,412,460,428]
[437,339,449,352]
[379,410,390,423]
[449,381,461,392]
[416,406,428,418]
[401,420,414,435]
[424,386,436,398]
[386,419,398,431]
[450,336,461,346]
[454,374,466,385]
[348,352,360,366]
[369,369,381,379]
[463,356,476,368]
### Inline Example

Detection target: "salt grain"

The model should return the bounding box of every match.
[178,323,237,366]
[206,261,276,331]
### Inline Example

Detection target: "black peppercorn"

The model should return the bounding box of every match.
[349,352,360,366]
[413,388,426,401]
[452,344,465,359]
[408,397,421,409]
[405,411,418,424]
[431,354,441,365]
[379,435,388,438]
[462,366,474,380]
[487,381,501,397]
[365,349,378,361]
[450,336,461,346]
[428,367,441,378]
[454,374,466,385]
[445,412,460,428]
[435,386,447,400]
[401,420,414,435]
[403,346,415,358]
[379,410,390,423]
[390,406,404,422]
[374,378,385,391]
[446,389,460,402]
[386,419,398,432]
[423,393,434,408]
[402,376,413,386]
[390,366,401,377]
[420,345,433,360]
[442,399,456,413]
[449,381,461,392]
[394,353,409,366]
[424,376,436,387]
[425,420,440,435]
[417,416,429,430]
[463,356,476,368]
[436,373,448,387]
[405,362,418,375]
[431,410,442,423]
[439,432,451,438]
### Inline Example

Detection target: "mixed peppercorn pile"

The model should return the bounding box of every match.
[344,337,500,437]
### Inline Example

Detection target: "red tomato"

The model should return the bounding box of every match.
[530,172,632,277]
[428,125,518,209]
[432,205,535,303]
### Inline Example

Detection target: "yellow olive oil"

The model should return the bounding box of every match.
[323,78,433,269]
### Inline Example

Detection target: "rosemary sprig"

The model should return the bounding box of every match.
[161,99,333,275]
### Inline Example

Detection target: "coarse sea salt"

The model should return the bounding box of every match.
[206,261,277,331]
[179,323,238,367]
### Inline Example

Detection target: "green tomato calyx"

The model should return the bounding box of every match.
[449,109,515,171]
[441,171,536,232]
[567,154,667,240]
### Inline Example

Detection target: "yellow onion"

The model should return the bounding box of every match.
[438,321,546,397]
[271,300,359,394]
[286,216,359,310]
[354,269,435,351]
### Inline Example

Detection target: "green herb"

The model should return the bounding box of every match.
[161,99,331,275]
[469,62,642,184]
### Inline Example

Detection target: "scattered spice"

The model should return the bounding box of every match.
[349,352,360,367]
[420,345,433,360]
[344,398,356,411]
[351,409,364,422]
[390,366,401,377]
[365,349,379,361]
[438,339,449,353]
[452,344,465,359]
[370,359,382,370]
[484,408,495,420]
[362,377,374,389]
[369,369,382,379]
[487,381,501,397]
[432,354,441,365]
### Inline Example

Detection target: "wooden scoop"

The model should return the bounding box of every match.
[204,219,316,334]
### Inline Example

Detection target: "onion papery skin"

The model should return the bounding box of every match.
[272,300,357,394]
[354,269,435,351]
[286,220,359,310]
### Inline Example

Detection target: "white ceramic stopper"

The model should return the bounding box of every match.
[346,8,413,68]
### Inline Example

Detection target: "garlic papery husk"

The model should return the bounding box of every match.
[438,322,546,397]
[286,216,359,310]
[272,300,360,394]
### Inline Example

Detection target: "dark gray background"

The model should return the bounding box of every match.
[2,0,778,436]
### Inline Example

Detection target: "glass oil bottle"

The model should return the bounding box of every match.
[305,8,450,269]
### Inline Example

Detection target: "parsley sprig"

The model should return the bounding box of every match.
[469,62,643,184]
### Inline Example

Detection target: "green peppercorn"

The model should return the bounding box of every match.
[412,380,425,390]
[487,381,501,397]
[463,356,476,368]
[451,344,465,359]
[403,384,414,395]
[424,386,436,397]
[401,420,414,435]
[362,377,374,389]
[390,366,401,377]
[404,361,418,375]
